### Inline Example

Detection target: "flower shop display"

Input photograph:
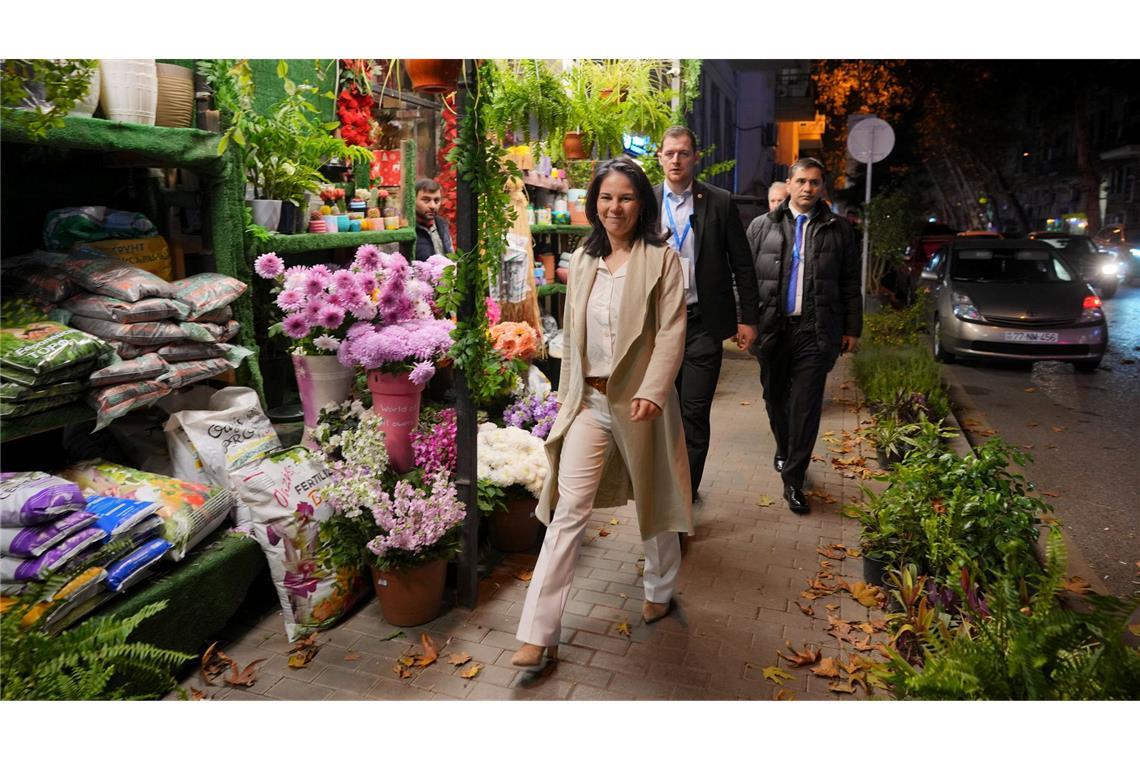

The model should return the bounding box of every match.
[233,445,369,641]
[335,251,456,473]
[336,60,376,148]
[316,403,465,626]
[411,407,457,478]
[476,422,548,553]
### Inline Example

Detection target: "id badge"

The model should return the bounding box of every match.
[678,253,692,290]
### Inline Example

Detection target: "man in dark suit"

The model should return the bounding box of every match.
[413,178,453,262]
[655,126,761,500]
[746,157,862,514]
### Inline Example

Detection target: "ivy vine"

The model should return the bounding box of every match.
[440,60,522,407]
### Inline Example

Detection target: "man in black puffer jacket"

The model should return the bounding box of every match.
[745,157,862,515]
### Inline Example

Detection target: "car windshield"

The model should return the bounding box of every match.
[950,248,1075,283]
[1057,237,1097,255]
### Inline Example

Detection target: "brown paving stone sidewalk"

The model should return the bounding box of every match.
[169,344,887,701]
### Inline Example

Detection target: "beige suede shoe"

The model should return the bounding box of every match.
[511,643,558,667]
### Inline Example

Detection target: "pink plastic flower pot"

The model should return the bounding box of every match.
[293,354,355,445]
[367,369,426,473]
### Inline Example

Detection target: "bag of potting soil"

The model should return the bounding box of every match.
[0,322,113,387]
[68,315,215,346]
[0,527,107,583]
[57,460,233,561]
[0,392,84,418]
[161,351,250,390]
[1,252,76,304]
[191,305,233,324]
[0,380,83,403]
[83,495,161,540]
[62,293,190,324]
[0,471,87,527]
[88,353,168,388]
[157,342,228,362]
[0,510,98,557]
[59,249,175,303]
[42,206,158,252]
[170,273,247,321]
[86,379,171,432]
[163,386,280,494]
[231,446,368,641]
[107,341,161,360]
[104,538,172,592]
[1,294,55,327]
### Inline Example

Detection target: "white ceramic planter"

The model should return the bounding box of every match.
[247,199,282,231]
[99,59,157,125]
[70,66,102,118]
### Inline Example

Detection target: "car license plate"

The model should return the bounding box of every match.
[1004,331,1059,343]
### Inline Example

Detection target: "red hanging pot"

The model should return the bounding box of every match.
[404,60,461,94]
[562,132,588,160]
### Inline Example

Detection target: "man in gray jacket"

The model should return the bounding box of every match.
[746,157,862,514]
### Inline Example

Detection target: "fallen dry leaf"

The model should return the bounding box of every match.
[811,657,840,678]
[616,621,632,638]
[1022,444,1035,450]
[343,651,361,662]
[816,545,846,561]
[827,614,853,637]
[190,687,207,700]
[200,642,233,685]
[1027,421,1039,427]
[1023,387,1037,393]
[842,580,886,608]
[397,654,416,667]
[416,633,439,668]
[821,432,841,445]
[1051,426,1066,433]
[448,652,472,666]
[825,603,840,612]
[795,601,815,617]
[1061,576,1092,595]
[852,636,876,652]
[811,455,826,463]
[761,665,794,685]
[610,518,620,525]
[512,569,534,582]
[1128,624,1140,636]
[819,559,834,571]
[845,546,862,558]
[777,642,821,668]
[773,688,796,700]
[287,634,322,669]
[756,495,775,508]
[740,401,752,406]
[828,680,858,694]
[857,622,876,635]
[598,528,611,537]
[224,658,266,688]
[393,663,414,679]
[459,664,482,679]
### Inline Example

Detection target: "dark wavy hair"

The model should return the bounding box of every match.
[582,157,668,258]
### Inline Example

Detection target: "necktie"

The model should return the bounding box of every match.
[786,214,807,314]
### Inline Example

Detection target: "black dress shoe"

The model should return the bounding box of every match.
[773,455,786,473]
[784,485,810,514]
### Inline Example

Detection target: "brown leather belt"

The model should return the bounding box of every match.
[584,376,608,395]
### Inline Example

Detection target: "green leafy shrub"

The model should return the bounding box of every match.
[852,344,950,422]
[2,593,193,700]
[886,530,1140,700]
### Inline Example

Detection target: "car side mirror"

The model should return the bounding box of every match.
[920,270,939,281]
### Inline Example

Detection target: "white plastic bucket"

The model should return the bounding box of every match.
[99,59,157,125]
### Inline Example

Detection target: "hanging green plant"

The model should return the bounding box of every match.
[438,60,522,407]
[1,59,98,140]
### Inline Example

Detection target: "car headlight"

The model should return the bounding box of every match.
[1130,247,1140,257]
[951,291,983,322]
[1101,262,1122,275]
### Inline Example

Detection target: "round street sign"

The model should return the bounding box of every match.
[846,117,895,163]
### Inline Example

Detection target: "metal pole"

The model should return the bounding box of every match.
[860,131,875,309]
[454,61,480,609]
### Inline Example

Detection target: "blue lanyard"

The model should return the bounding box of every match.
[664,196,691,252]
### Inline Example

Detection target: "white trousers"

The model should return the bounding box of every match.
[516,389,682,647]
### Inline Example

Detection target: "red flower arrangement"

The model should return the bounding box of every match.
[337,59,376,148]
[435,92,459,242]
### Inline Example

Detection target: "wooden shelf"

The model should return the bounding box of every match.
[530,224,591,235]
[251,229,417,255]
[0,402,96,444]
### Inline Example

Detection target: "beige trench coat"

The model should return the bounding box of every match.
[536,240,693,540]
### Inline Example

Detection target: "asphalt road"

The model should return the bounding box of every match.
[940,282,1140,598]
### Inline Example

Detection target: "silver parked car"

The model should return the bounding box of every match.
[921,239,1108,372]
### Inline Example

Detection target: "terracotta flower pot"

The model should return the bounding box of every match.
[490,494,542,553]
[370,559,447,627]
[404,59,461,94]
[562,132,588,160]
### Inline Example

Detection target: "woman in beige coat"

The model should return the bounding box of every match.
[513,157,693,667]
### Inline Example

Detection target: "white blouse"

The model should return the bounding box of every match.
[582,256,628,379]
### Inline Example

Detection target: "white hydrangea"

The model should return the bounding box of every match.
[476,423,548,497]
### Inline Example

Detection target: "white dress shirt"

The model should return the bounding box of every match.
[582,256,628,378]
[660,183,697,306]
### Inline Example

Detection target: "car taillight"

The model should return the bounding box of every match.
[1077,293,1105,324]
[1083,295,1102,310]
